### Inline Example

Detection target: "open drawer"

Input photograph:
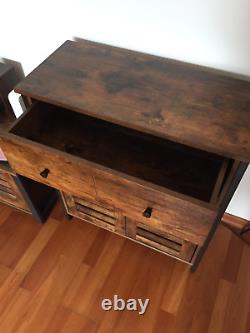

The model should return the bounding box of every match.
[0,101,232,203]
[0,101,233,242]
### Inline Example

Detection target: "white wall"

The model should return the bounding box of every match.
[1,0,250,219]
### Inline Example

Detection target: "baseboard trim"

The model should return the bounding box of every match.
[222,213,249,230]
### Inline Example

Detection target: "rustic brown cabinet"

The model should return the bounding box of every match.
[0,40,249,270]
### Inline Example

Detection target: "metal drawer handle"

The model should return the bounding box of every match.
[143,207,152,218]
[40,168,50,178]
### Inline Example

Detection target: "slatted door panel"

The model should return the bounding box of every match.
[0,170,29,212]
[125,218,197,263]
[61,192,125,235]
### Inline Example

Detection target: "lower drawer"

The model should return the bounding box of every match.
[62,192,125,235]
[0,170,29,212]
[126,218,197,263]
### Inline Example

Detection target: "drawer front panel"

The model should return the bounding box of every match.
[0,170,29,211]
[62,192,125,235]
[0,137,96,200]
[93,170,216,245]
[0,136,215,245]
[126,218,197,263]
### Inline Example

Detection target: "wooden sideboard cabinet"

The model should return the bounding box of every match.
[0,40,249,270]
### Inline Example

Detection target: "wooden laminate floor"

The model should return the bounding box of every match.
[0,201,249,333]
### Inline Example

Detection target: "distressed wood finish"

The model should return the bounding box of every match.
[14,40,250,162]
[0,40,249,268]
[62,192,197,263]
[5,101,226,203]
[0,131,216,246]
[125,217,197,263]
[62,192,126,236]
[0,135,96,201]
[93,169,215,245]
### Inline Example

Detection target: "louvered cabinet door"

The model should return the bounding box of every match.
[0,170,29,212]
[61,192,125,235]
[125,218,198,263]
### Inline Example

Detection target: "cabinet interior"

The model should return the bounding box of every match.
[11,102,232,203]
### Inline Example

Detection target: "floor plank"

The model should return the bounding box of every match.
[0,211,40,269]
[161,261,190,314]
[208,279,233,333]
[222,233,244,283]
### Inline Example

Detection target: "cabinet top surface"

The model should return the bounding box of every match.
[15,40,250,162]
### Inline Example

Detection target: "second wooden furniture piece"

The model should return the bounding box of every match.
[0,62,56,222]
[0,40,249,270]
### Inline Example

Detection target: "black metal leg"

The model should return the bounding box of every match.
[13,175,57,224]
[191,162,248,272]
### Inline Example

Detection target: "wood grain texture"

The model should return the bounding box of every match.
[14,39,250,162]
[62,186,213,247]
[93,170,216,245]
[0,202,249,333]
[0,135,97,201]
[222,212,249,230]
[0,131,216,245]
[222,213,250,244]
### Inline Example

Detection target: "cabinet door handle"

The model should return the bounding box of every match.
[143,207,152,218]
[40,168,50,178]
